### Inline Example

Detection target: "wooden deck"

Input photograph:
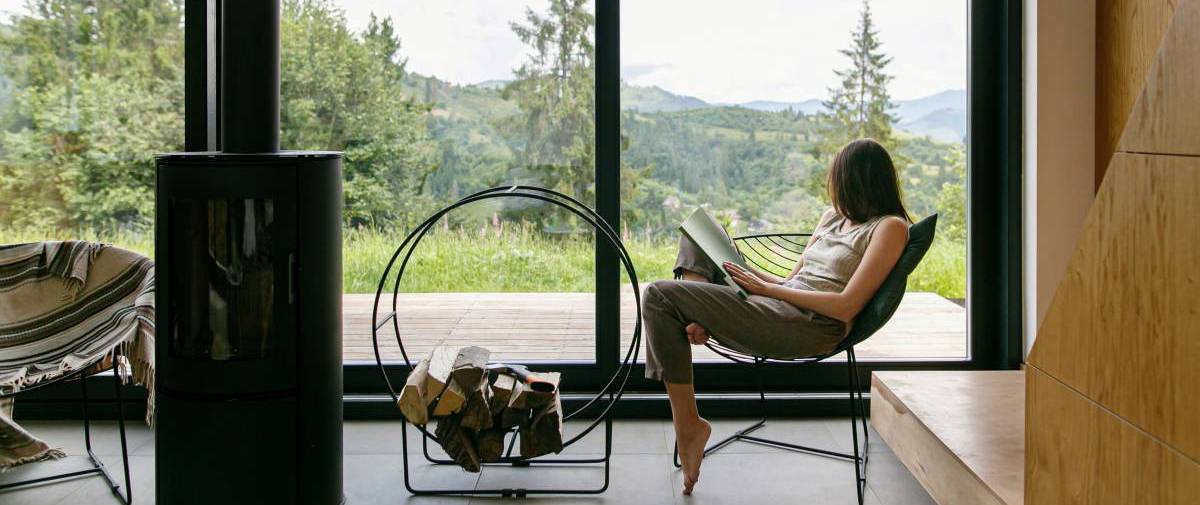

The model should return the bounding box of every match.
[343,290,967,363]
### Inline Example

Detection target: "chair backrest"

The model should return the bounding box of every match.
[835,213,939,352]
[712,214,937,363]
[732,233,812,279]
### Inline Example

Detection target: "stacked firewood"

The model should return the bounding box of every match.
[396,345,563,472]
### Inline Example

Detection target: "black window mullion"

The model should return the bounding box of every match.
[184,0,216,151]
[595,0,622,375]
[968,0,1023,371]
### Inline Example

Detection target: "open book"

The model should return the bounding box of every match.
[679,207,750,299]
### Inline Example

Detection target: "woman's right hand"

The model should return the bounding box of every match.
[735,263,784,284]
[685,322,709,346]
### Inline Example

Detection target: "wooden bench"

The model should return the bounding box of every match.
[870,371,1024,505]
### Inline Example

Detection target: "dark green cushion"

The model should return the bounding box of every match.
[842,214,938,348]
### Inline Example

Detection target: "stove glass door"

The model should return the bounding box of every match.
[169,198,283,361]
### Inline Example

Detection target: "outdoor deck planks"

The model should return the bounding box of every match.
[342,290,967,362]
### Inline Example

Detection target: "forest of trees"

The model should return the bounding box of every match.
[0,0,966,280]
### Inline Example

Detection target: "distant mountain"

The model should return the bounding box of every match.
[738,99,823,115]
[471,79,510,91]
[416,76,965,143]
[894,90,966,142]
[894,89,965,122]
[621,84,710,113]
[733,90,966,142]
[899,107,965,143]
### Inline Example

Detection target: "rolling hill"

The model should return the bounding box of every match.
[613,84,966,142]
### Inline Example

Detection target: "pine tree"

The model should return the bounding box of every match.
[502,0,595,203]
[818,0,897,153]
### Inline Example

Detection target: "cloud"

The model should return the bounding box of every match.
[0,0,965,103]
[620,63,675,81]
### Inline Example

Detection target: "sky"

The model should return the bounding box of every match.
[333,0,967,103]
[0,0,967,103]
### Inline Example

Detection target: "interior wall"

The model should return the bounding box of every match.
[1026,1,1200,497]
[1022,0,1038,358]
[1022,0,1181,359]
[1095,0,1178,186]
[1022,0,1096,358]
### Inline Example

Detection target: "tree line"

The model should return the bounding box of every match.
[0,0,965,245]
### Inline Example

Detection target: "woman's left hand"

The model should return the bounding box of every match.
[723,262,776,297]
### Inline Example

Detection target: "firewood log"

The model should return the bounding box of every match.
[509,372,560,409]
[520,392,563,459]
[424,345,483,416]
[435,412,481,473]
[499,406,531,430]
[489,373,517,416]
[448,346,490,391]
[478,427,508,463]
[396,358,431,425]
[459,378,494,431]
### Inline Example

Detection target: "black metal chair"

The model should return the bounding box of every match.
[673,214,938,505]
[0,350,133,504]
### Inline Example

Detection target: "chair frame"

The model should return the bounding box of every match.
[0,349,133,504]
[671,232,871,505]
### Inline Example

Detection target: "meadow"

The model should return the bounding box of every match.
[0,225,965,299]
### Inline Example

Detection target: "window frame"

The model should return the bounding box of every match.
[352,0,1023,407]
[15,0,1021,421]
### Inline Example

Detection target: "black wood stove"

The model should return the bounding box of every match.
[154,1,343,503]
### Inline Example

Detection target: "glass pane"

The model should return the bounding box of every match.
[620,0,968,362]
[169,199,278,361]
[0,2,179,255]
[325,0,597,364]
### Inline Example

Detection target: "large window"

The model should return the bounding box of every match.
[316,0,598,365]
[0,1,182,253]
[619,0,968,363]
[3,0,1019,407]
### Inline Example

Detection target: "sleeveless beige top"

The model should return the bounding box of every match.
[785,209,889,293]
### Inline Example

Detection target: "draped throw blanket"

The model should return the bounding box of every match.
[0,241,155,470]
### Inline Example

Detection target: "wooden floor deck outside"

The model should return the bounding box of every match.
[343,290,967,363]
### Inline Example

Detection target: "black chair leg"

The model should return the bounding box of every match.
[846,348,868,505]
[82,357,133,504]
[670,351,869,505]
[0,358,133,504]
[111,355,133,504]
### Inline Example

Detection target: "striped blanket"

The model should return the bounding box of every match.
[0,241,155,470]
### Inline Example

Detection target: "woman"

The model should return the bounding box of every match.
[642,138,911,495]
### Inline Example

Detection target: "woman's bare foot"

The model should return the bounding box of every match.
[677,418,712,495]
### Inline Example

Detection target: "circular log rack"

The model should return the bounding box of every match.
[371,185,642,497]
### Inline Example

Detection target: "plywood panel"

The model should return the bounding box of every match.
[1117,0,1200,156]
[871,371,1024,505]
[1095,0,1177,184]
[1025,367,1200,505]
[1029,153,1200,461]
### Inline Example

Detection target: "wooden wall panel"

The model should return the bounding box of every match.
[1029,2,1199,503]
[1025,367,1200,505]
[1029,152,1200,461]
[1117,0,1200,156]
[1095,0,1176,185]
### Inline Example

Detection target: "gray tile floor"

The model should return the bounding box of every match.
[1,419,935,505]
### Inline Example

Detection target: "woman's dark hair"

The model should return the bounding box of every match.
[826,138,912,223]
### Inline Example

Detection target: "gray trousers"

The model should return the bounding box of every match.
[641,234,846,384]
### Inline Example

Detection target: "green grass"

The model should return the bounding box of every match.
[0,226,965,298]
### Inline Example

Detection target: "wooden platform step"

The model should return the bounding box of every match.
[870,371,1024,505]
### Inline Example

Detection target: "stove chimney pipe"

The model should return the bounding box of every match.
[220,0,280,153]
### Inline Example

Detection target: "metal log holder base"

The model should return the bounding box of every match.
[371,186,642,497]
[0,349,133,504]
